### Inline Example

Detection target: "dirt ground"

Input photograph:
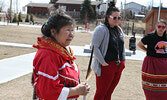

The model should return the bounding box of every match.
[0,25,145,100]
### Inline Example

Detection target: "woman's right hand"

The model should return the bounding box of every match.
[68,82,90,97]
[101,62,109,66]
[76,82,90,96]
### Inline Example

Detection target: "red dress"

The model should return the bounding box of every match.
[32,36,80,100]
[141,32,167,100]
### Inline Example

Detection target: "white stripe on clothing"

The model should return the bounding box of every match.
[38,71,59,80]
[59,62,79,72]
[59,62,72,70]
[37,71,78,83]
[58,87,69,100]
[59,74,79,84]
[73,62,78,72]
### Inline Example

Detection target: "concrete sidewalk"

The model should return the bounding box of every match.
[0,22,41,28]
[0,52,35,84]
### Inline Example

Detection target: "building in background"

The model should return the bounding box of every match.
[125,2,146,15]
[25,3,52,17]
[96,2,107,18]
[56,0,99,18]
[25,0,99,18]
[143,7,167,34]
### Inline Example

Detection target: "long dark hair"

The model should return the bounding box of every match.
[104,1,120,35]
[41,9,74,37]
[104,1,120,27]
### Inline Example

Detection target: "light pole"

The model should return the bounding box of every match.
[157,0,161,22]
[152,0,154,9]
[16,0,18,14]
[124,0,126,21]
[10,0,12,23]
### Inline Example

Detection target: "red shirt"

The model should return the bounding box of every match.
[33,36,80,100]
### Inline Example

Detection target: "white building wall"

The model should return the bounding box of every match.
[96,3,107,16]
[125,2,145,14]
[99,3,107,13]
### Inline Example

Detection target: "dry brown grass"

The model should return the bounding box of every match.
[0,25,92,59]
[0,26,40,45]
[0,25,145,100]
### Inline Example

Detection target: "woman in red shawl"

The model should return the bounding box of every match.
[32,9,90,100]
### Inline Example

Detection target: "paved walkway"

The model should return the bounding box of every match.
[0,52,35,84]
[0,22,41,28]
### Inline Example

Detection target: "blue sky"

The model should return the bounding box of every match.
[3,0,166,13]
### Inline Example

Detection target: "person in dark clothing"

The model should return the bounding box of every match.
[138,19,167,100]
[91,1,125,100]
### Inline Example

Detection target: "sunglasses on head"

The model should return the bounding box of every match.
[157,25,166,29]
[109,15,121,20]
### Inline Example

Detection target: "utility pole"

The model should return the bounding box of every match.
[10,0,12,23]
[124,0,126,21]
[158,0,161,23]
[16,0,18,14]
[152,0,154,8]
[10,0,12,13]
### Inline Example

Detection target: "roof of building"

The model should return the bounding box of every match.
[125,2,146,7]
[26,3,53,8]
[143,7,167,23]
[26,0,99,8]
[56,0,99,5]
[152,6,167,10]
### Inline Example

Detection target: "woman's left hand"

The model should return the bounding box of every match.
[101,62,109,66]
